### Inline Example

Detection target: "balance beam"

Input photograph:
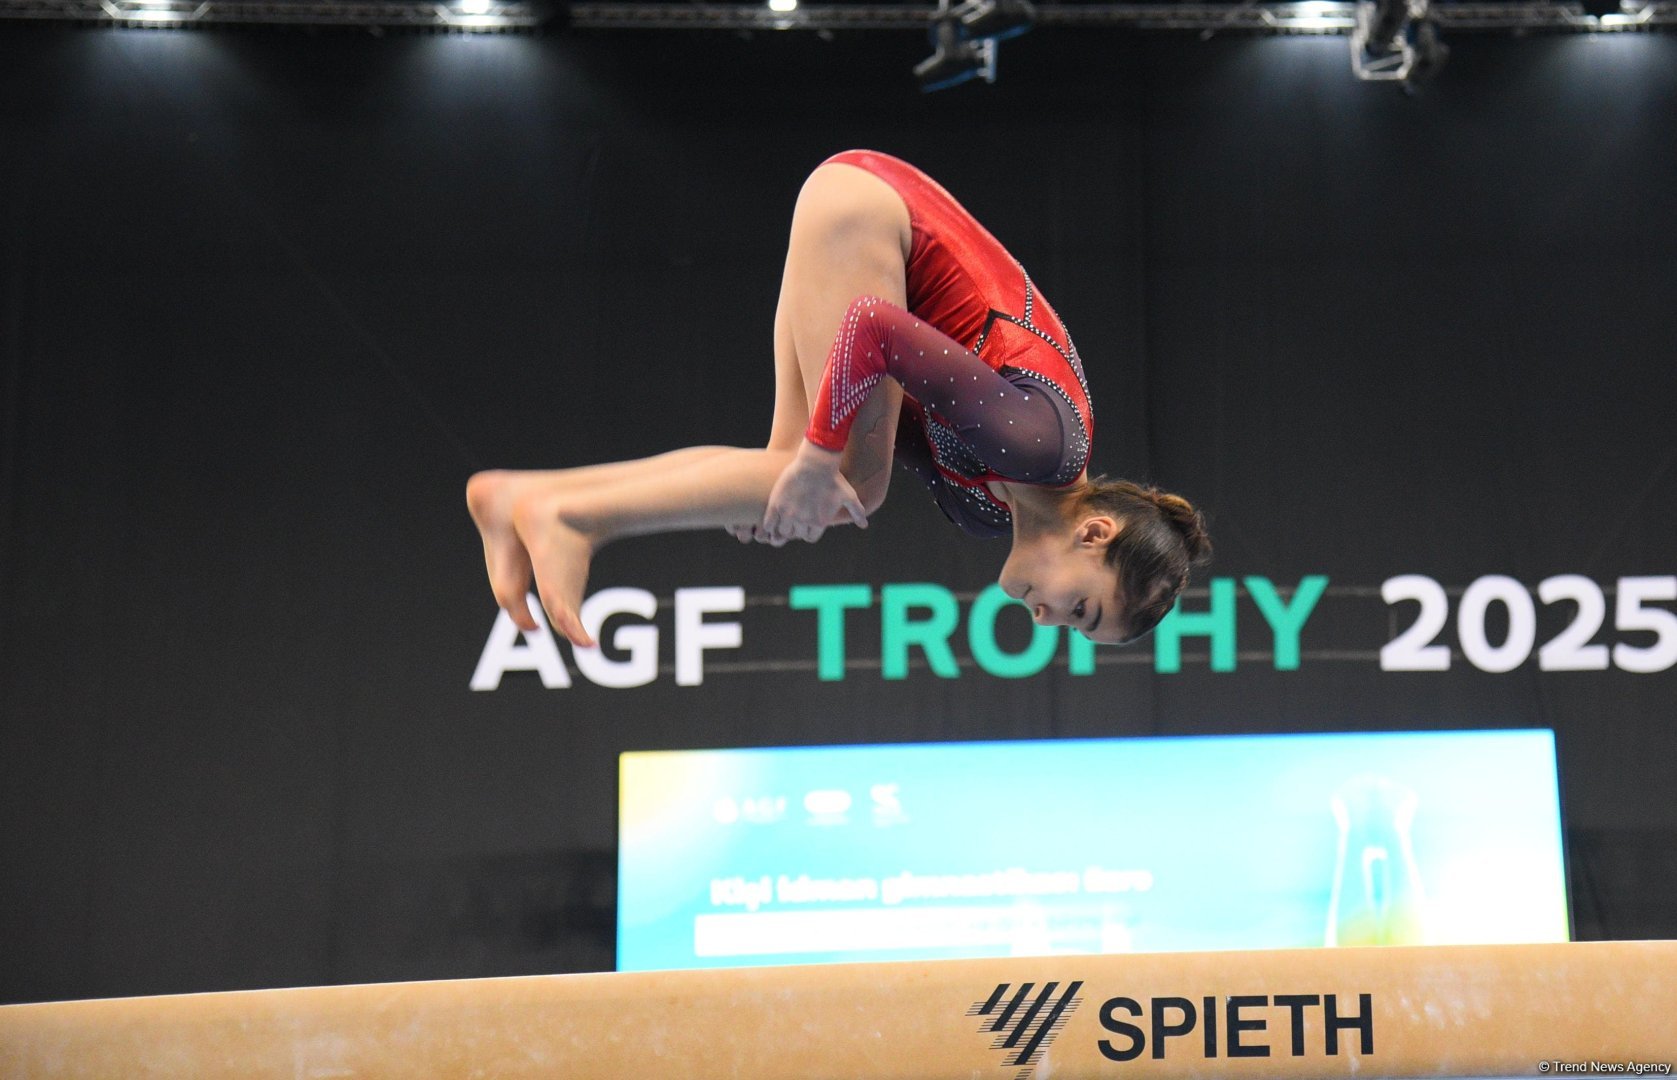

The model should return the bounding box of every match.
[2,941,1672,1078]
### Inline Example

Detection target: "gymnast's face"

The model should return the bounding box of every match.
[997,514,1127,644]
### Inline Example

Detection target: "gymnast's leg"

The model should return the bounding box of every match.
[467,446,748,637]
[465,161,912,647]
[775,162,910,510]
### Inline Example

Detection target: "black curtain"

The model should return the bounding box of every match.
[1,24,1673,1004]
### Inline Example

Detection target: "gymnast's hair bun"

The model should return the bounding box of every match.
[1143,489,1212,564]
[1076,475,1211,643]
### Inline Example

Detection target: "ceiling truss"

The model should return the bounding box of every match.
[0,0,1670,32]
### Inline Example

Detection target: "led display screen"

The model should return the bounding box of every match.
[618,730,1568,971]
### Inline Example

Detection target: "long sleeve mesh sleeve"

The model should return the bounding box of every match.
[804,296,1069,484]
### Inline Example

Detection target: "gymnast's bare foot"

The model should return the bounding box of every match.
[466,470,599,648]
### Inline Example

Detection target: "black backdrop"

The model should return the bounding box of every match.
[1,23,1673,1005]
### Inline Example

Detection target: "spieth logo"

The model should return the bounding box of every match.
[969,981,1084,1079]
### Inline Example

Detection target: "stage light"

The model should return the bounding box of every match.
[100,0,206,23]
[914,0,1025,92]
[435,0,526,28]
[914,18,996,92]
[1269,2,1358,31]
[1597,5,1654,24]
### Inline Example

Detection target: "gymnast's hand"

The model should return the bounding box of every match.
[761,441,868,546]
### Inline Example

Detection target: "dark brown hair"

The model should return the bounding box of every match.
[1078,477,1212,643]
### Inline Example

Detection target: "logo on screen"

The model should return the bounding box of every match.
[869,782,907,825]
[803,789,852,825]
[968,981,1083,1079]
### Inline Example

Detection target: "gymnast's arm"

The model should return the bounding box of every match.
[762,296,1065,541]
[836,383,900,517]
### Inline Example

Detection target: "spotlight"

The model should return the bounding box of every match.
[1278,1,1359,30]
[103,0,205,22]
[767,0,797,11]
[914,17,996,92]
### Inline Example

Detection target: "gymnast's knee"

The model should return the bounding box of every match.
[792,167,908,255]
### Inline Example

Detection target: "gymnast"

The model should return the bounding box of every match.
[467,150,1210,649]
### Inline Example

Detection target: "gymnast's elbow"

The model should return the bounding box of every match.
[841,421,897,518]
[852,469,892,518]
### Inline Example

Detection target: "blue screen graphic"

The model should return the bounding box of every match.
[618,730,1568,971]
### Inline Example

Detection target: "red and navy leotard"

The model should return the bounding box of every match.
[805,150,1094,538]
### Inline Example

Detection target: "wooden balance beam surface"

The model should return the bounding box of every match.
[1,940,1673,1078]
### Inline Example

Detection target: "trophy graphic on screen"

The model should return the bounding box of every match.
[1325,775,1427,946]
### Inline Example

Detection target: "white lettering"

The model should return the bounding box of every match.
[469,596,571,690]
[675,586,745,686]
[572,587,659,689]
[709,875,773,912]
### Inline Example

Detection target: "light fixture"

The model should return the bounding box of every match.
[955,0,1035,40]
[767,0,797,12]
[1358,0,1410,56]
[913,0,1034,92]
[1351,0,1448,86]
[1271,0,1358,30]
[99,0,206,22]
[1597,4,1655,24]
[915,18,995,91]
[435,0,525,28]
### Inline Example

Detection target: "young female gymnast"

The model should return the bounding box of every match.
[467,150,1209,649]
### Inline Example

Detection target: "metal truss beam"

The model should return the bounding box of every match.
[0,0,543,28]
[0,0,1671,31]
[565,1,1674,32]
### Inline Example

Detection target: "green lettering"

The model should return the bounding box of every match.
[1068,629,1098,676]
[1154,577,1237,673]
[967,584,1059,678]
[880,583,961,680]
[1244,575,1328,671]
[788,584,872,681]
